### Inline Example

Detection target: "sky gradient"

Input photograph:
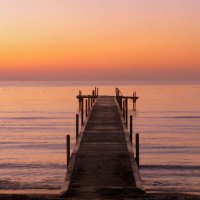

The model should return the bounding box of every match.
[0,0,200,80]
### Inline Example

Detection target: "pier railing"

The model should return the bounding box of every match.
[76,87,99,125]
[62,88,145,197]
[115,87,140,168]
[66,87,99,166]
[66,87,140,170]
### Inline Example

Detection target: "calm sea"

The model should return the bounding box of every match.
[0,81,199,194]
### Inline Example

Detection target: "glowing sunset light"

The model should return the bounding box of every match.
[0,0,200,80]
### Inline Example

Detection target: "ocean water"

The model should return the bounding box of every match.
[0,81,199,194]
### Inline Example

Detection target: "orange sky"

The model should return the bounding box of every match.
[0,0,200,80]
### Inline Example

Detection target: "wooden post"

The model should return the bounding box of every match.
[92,90,95,104]
[134,100,136,111]
[94,87,97,96]
[130,115,133,144]
[115,88,119,97]
[88,97,90,113]
[91,91,93,105]
[133,92,136,111]
[95,88,97,98]
[136,133,140,168]
[97,88,99,96]
[85,99,88,117]
[81,98,84,126]
[91,95,93,107]
[122,99,124,116]
[79,90,82,111]
[76,114,79,141]
[66,134,70,166]
[120,96,122,110]
[125,98,128,127]
[123,100,125,118]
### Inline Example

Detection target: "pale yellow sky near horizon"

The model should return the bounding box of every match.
[0,0,200,80]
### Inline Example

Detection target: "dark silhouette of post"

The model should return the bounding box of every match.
[66,135,70,166]
[130,115,133,144]
[88,98,90,113]
[123,100,125,119]
[133,92,137,111]
[85,99,88,117]
[76,114,79,141]
[97,88,99,96]
[81,98,84,126]
[79,90,82,111]
[136,133,140,168]
[125,98,128,127]
[92,90,95,104]
[120,96,122,110]
[91,94,93,107]
[95,87,97,96]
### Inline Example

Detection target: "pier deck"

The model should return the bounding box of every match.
[61,96,144,199]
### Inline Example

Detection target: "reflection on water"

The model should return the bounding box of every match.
[0,81,199,194]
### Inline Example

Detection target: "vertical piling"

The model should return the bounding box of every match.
[136,133,140,168]
[81,98,84,126]
[79,90,82,111]
[92,90,95,104]
[130,115,133,144]
[125,98,128,127]
[97,88,99,96]
[123,100,125,118]
[66,134,70,166]
[95,87,97,96]
[91,95,93,107]
[119,98,121,108]
[88,98,90,113]
[120,97,122,111]
[85,99,88,117]
[122,100,124,116]
[133,92,137,111]
[76,114,79,141]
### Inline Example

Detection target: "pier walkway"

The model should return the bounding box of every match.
[61,94,145,199]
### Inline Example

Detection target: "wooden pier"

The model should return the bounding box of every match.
[61,88,146,199]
